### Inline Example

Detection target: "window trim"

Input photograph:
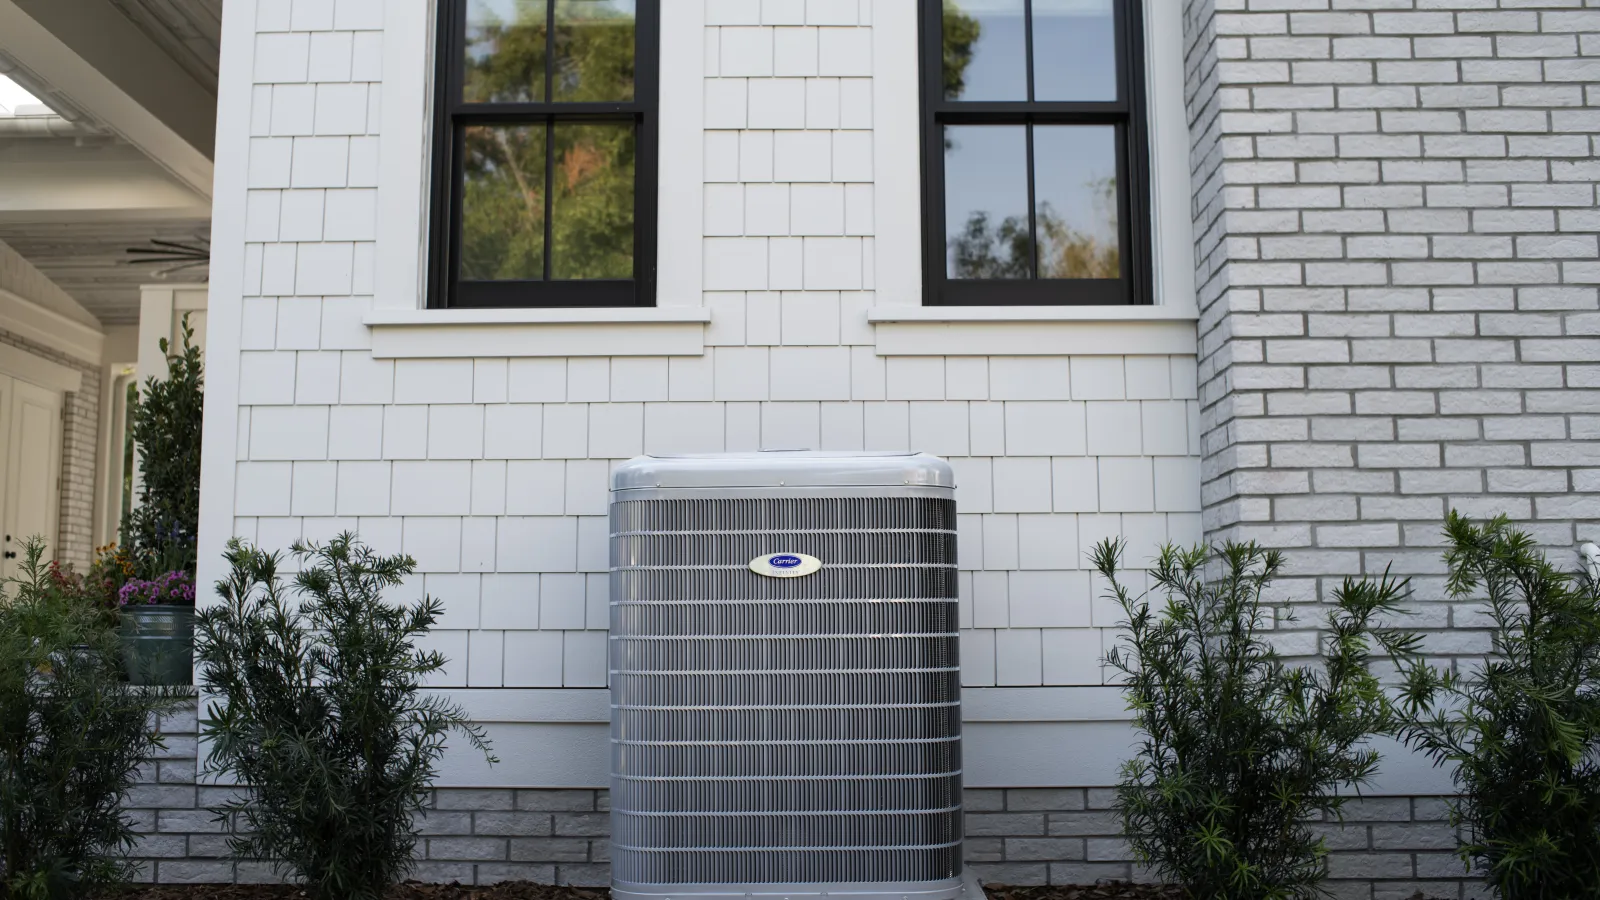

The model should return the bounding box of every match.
[427,0,660,309]
[918,0,1153,307]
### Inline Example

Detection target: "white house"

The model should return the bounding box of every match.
[4,0,1597,896]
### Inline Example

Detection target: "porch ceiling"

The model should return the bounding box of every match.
[0,218,209,325]
[106,0,222,94]
[0,0,216,327]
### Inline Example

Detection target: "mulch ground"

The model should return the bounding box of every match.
[101,884,1181,900]
[100,886,606,900]
[100,883,1449,900]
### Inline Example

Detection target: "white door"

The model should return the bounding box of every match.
[0,373,63,580]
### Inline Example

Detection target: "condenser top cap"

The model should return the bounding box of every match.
[611,451,956,491]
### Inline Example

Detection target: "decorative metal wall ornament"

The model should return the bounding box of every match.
[124,235,210,280]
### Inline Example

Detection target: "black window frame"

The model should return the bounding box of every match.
[919,0,1152,306]
[428,0,660,309]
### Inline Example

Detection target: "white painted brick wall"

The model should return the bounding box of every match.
[1190,0,1600,677]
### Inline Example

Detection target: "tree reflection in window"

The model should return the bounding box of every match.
[926,0,1144,304]
[554,0,635,102]
[461,124,545,281]
[440,0,649,304]
[551,122,634,279]
[464,0,547,103]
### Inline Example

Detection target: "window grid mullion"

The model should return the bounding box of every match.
[451,104,644,119]
[544,0,555,104]
[930,102,1129,118]
[450,124,467,303]
[1023,0,1034,104]
[1025,123,1038,281]
[542,119,555,282]
[1023,0,1036,282]
[444,2,466,304]
[1117,122,1132,285]
[1115,0,1127,109]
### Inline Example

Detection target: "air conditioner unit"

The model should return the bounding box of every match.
[609,452,971,900]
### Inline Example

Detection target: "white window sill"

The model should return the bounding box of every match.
[865,305,1199,324]
[363,307,711,358]
[866,305,1200,356]
[365,307,711,326]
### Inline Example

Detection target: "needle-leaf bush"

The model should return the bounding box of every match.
[196,534,495,900]
[1396,513,1600,900]
[0,539,181,900]
[1097,539,1421,900]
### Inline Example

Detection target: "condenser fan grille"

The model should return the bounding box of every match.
[610,495,962,887]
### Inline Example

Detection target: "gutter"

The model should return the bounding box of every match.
[0,114,93,137]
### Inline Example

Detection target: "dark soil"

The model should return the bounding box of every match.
[100,883,1451,900]
[99,884,608,900]
[985,885,1184,900]
[101,883,1179,900]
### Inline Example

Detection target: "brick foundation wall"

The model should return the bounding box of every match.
[128,705,610,886]
[0,327,102,569]
[965,789,1483,900]
[130,703,1483,897]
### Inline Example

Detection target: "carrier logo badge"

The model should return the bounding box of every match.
[750,552,822,578]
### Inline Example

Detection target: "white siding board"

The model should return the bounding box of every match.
[205,0,1206,792]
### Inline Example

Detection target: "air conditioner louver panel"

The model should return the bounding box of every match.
[610,488,962,892]
[613,532,958,567]
[613,635,957,673]
[611,705,962,742]
[613,597,959,638]
[616,847,966,888]
[613,739,960,780]
[613,772,962,814]
[612,496,958,533]
[614,671,960,708]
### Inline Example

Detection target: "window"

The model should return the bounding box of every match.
[430,0,658,308]
[921,0,1151,306]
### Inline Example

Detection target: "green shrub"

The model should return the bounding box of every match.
[1397,514,1600,899]
[1097,539,1421,900]
[0,539,181,900]
[122,314,203,579]
[196,534,495,900]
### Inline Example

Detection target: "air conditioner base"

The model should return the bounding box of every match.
[614,871,985,900]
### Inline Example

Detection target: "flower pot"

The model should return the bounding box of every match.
[120,604,195,685]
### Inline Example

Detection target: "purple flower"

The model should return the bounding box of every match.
[117,570,196,606]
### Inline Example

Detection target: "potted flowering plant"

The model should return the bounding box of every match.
[46,543,134,623]
[117,318,203,685]
[118,561,198,685]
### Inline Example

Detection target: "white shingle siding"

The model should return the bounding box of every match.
[217,0,1201,703]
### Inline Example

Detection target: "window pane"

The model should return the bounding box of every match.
[1032,0,1117,101]
[551,122,635,279]
[944,125,1030,279]
[554,0,635,102]
[461,124,546,280]
[941,0,1026,101]
[464,0,548,103]
[1034,125,1120,279]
